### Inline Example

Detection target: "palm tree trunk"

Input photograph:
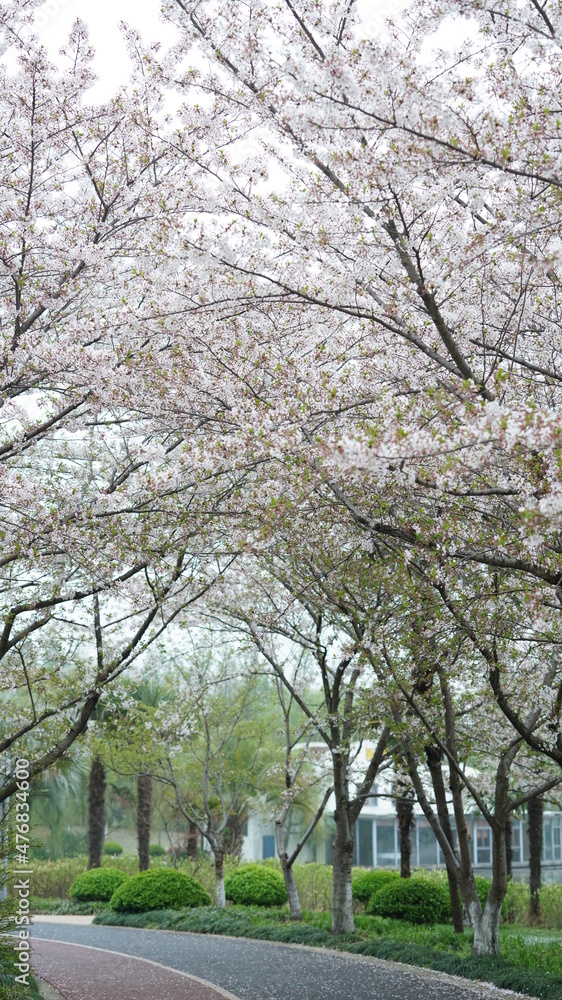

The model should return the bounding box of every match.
[88,757,106,869]
[528,796,543,922]
[137,772,152,872]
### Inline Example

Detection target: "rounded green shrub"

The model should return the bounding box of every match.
[103,841,123,856]
[225,864,288,907]
[352,868,399,903]
[367,876,449,924]
[70,867,129,902]
[149,844,166,857]
[110,868,211,912]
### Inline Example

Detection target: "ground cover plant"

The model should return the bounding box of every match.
[110,869,212,912]
[95,906,562,999]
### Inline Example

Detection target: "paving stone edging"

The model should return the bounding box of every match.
[36,976,66,1000]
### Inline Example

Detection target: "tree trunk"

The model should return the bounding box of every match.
[331,825,355,933]
[137,772,152,872]
[275,812,303,921]
[505,817,512,880]
[214,850,226,908]
[88,756,106,869]
[186,820,199,859]
[528,796,543,922]
[396,794,413,878]
[225,811,246,858]
[471,899,503,956]
[282,860,303,921]
[425,745,464,933]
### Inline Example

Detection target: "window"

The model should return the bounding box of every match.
[376,819,397,867]
[511,818,522,863]
[262,835,275,859]
[417,820,438,866]
[543,814,561,863]
[356,818,374,867]
[475,819,492,865]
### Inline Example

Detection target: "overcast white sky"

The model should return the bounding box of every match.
[34,0,177,98]
[33,0,410,100]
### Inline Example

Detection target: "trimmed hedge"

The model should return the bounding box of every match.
[367,877,449,924]
[149,843,166,857]
[225,864,288,907]
[103,841,123,855]
[70,867,129,902]
[110,868,211,912]
[352,869,399,903]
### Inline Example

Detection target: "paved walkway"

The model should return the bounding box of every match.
[30,919,518,1000]
[32,938,241,1000]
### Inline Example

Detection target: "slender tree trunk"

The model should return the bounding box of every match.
[214,849,226,908]
[88,756,106,869]
[186,820,199,859]
[282,860,303,921]
[275,812,303,921]
[505,816,512,880]
[425,746,464,933]
[528,796,543,922]
[331,753,356,934]
[396,794,414,878]
[137,772,152,872]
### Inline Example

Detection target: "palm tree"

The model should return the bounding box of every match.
[88,756,106,868]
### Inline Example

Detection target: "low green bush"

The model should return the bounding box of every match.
[294,863,333,912]
[110,868,211,912]
[70,867,129,902]
[225,864,288,907]
[103,841,123,856]
[474,876,491,910]
[367,876,449,924]
[352,868,399,903]
[149,844,166,857]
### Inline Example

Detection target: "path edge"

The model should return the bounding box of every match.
[36,976,66,1000]
[88,921,528,1000]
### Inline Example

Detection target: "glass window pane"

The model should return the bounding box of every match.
[475,820,491,864]
[262,835,275,859]
[418,822,438,866]
[511,820,521,863]
[552,815,562,861]
[358,818,373,868]
[543,818,553,862]
[376,820,396,867]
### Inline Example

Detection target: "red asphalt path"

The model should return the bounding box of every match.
[31,938,242,1000]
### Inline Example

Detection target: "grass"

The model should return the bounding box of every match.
[94,905,562,999]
